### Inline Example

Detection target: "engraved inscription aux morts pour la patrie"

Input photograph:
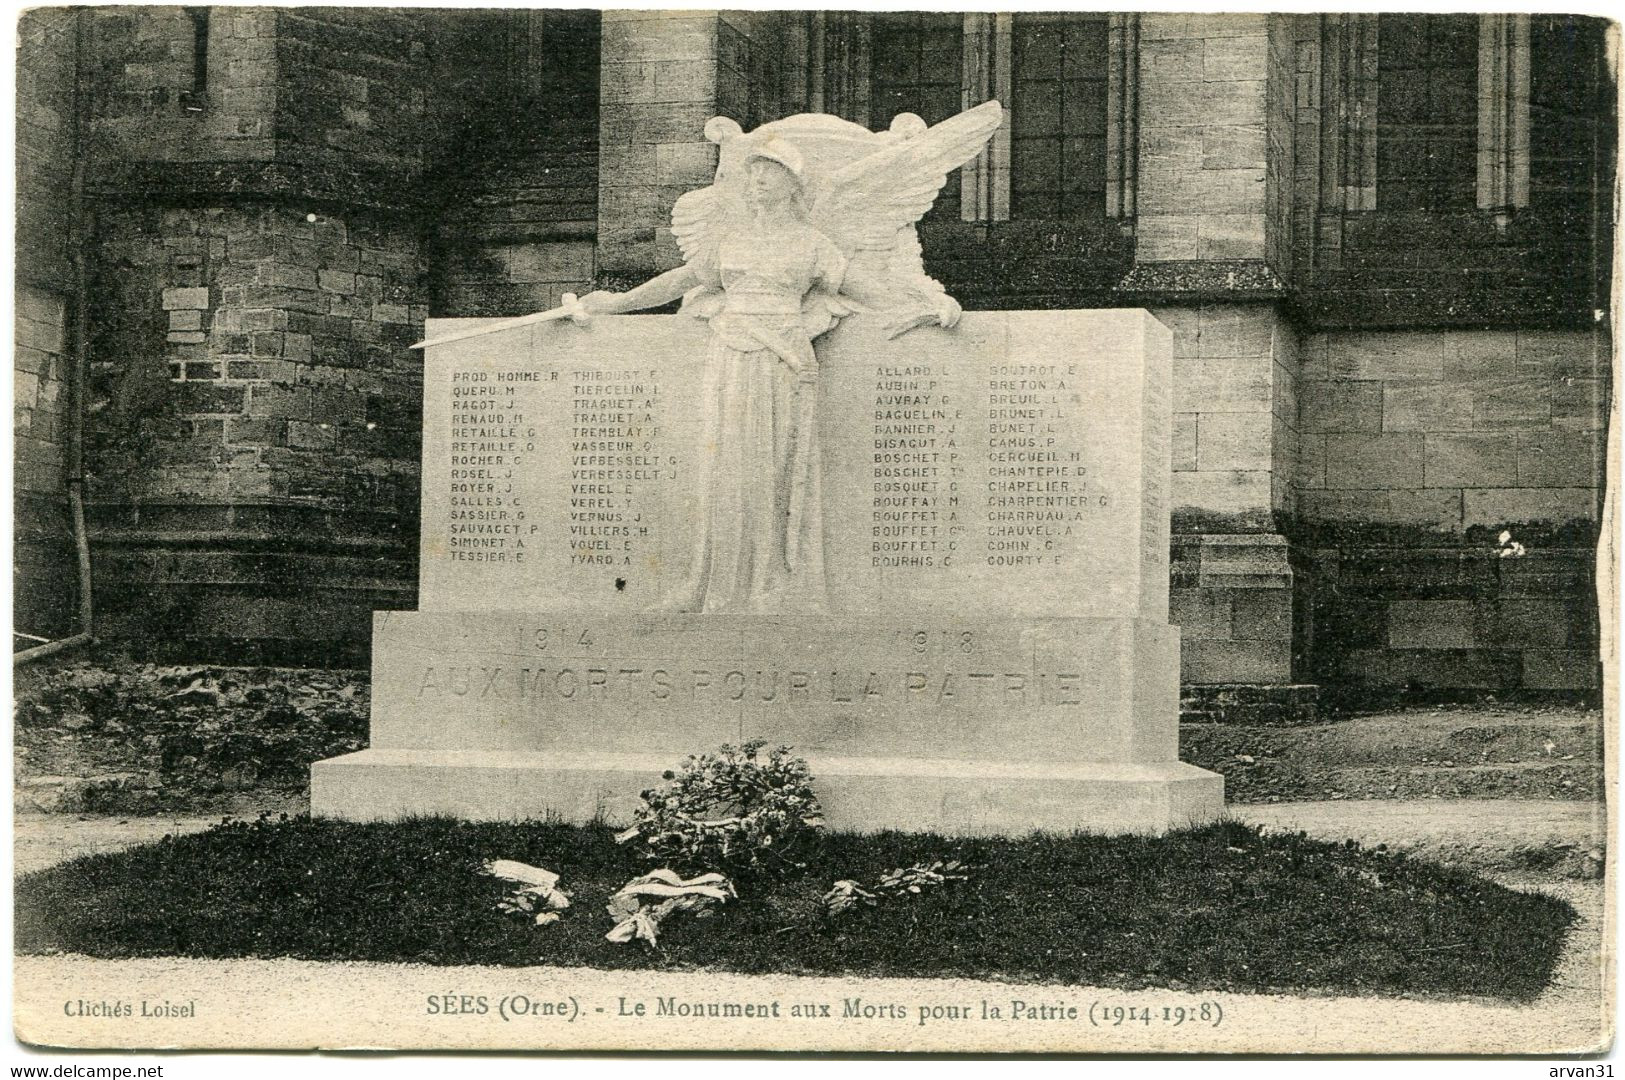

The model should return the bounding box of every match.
[311,102,1224,835]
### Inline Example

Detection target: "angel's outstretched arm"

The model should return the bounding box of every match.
[582,265,700,314]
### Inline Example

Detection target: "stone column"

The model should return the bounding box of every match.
[77,8,430,663]
[1120,15,1309,707]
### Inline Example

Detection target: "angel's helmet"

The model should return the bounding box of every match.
[742,136,807,213]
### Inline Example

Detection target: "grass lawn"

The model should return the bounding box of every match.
[14,815,1573,1002]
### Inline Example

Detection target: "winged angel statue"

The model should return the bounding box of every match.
[578,101,1003,614]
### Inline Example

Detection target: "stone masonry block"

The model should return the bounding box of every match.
[508,242,595,285]
[1139,129,1204,172]
[1202,35,1269,82]
[1300,381,1381,433]
[1172,415,1197,471]
[1552,379,1608,432]
[1482,599,1574,649]
[16,286,64,325]
[601,59,717,106]
[1442,332,1518,379]
[1472,378,1551,430]
[1323,332,1445,380]
[1171,469,1273,519]
[600,14,717,60]
[287,420,336,450]
[1516,330,1606,379]
[1197,412,1271,471]
[655,141,718,186]
[1139,78,1264,129]
[15,316,64,354]
[177,383,246,415]
[169,309,204,331]
[1133,215,1201,261]
[1324,433,1423,489]
[1181,639,1290,684]
[1463,487,1598,528]
[226,417,288,447]
[1185,13,1269,37]
[1383,382,1473,432]
[1180,534,1291,578]
[1197,214,1266,259]
[1174,355,1272,413]
[1517,431,1603,487]
[1139,38,1204,82]
[1522,649,1600,690]
[1387,599,1476,649]
[1346,648,1520,690]
[1170,589,1233,639]
[1424,434,1517,488]
[1230,590,1291,642]
[14,346,52,376]
[1299,434,1326,489]
[1197,305,1275,358]
[161,286,210,310]
[268,266,319,291]
[248,384,311,421]
[599,143,660,180]
[1148,307,1200,358]
[1201,125,1267,169]
[1385,489,1466,531]
[1194,169,1268,216]
[319,270,357,295]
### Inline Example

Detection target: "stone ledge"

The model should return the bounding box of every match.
[1116,259,1288,302]
[312,749,1224,837]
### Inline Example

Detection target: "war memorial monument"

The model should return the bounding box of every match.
[311,102,1224,834]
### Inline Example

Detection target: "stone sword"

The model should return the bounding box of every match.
[409,292,589,350]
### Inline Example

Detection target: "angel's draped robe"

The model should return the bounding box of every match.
[661,221,848,613]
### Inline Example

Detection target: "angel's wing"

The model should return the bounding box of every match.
[670,186,722,266]
[809,100,1002,254]
[671,181,749,318]
[885,225,947,295]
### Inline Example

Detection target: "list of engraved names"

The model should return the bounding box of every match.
[985,361,1095,567]
[870,361,964,568]
[868,359,1098,570]
[568,367,666,567]
[448,371,540,563]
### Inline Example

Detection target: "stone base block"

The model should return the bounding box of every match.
[311,748,1225,837]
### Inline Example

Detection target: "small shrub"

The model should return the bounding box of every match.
[617,740,824,877]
